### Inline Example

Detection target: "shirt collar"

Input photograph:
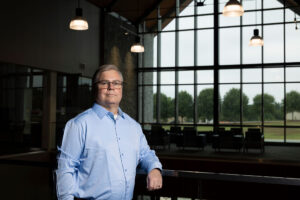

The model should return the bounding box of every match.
[92,103,125,119]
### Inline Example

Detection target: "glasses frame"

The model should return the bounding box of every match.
[94,80,124,89]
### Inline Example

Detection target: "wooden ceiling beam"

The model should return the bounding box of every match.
[278,0,300,16]
[106,0,121,12]
[134,0,164,26]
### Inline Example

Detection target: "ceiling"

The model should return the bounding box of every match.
[87,0,192,30]
[87,0,300,31]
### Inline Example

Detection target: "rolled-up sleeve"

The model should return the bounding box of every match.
[137,125,162,173]
[56,120,85,200]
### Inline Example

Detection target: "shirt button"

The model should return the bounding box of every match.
[118,137,121,140]
[121,153,124,156]
[125,169,127,172]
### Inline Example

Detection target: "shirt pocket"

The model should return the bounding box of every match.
[79,147,112,198]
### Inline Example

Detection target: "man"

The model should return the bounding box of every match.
[56,64,162,200]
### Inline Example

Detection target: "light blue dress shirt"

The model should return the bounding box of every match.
[56,103,162,200]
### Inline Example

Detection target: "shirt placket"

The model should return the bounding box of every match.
[113,117,128,200]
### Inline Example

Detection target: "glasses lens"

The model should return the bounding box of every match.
[97,81,122,88]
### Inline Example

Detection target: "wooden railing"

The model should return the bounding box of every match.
[134,169,300,199]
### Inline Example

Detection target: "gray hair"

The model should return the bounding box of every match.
[92,64,123,84]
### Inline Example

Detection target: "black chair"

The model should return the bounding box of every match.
[182,127,206,150]
[244,128,264,153]
[212,127,225,150]
[230,128,243,136]
[149,125,170,150]
[198,131,213,144]
[212,128,244,152]
[231,128,244,150]
[142,129,151,143]
[169,126,182,145]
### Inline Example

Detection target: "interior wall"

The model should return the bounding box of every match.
[0,0,100,77]
[104,14,138,119]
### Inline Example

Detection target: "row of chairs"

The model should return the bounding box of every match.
[146,125,209,150]
[211,127,264,153]
[144,125,264,153]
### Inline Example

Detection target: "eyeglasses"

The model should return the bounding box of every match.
[95,80,123,89]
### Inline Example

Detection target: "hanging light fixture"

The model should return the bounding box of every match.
[69,0,89,31]
[130,37,144,53]
[130,0,144,53]
[249,29,264,46]
[249,0,263,46]
[223,0,244,17]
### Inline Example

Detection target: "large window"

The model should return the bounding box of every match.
[56,73,92,145]
[0,63,44,154]
[139,0,300,144]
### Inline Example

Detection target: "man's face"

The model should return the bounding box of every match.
[95,70,123,109]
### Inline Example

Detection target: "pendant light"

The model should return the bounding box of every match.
[249,0,263,46]
[130,0,144,53]
[69,0,89,31]
[249,29,264,46]
[130,37,144,53]
[223,0,244,17]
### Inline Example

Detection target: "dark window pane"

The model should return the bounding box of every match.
[32,75,43,88]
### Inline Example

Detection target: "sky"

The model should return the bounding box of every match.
[148,0,300,104]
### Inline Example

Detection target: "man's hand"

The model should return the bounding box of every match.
[146,168,163,191]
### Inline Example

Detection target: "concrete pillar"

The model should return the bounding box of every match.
[42,71,57,150]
